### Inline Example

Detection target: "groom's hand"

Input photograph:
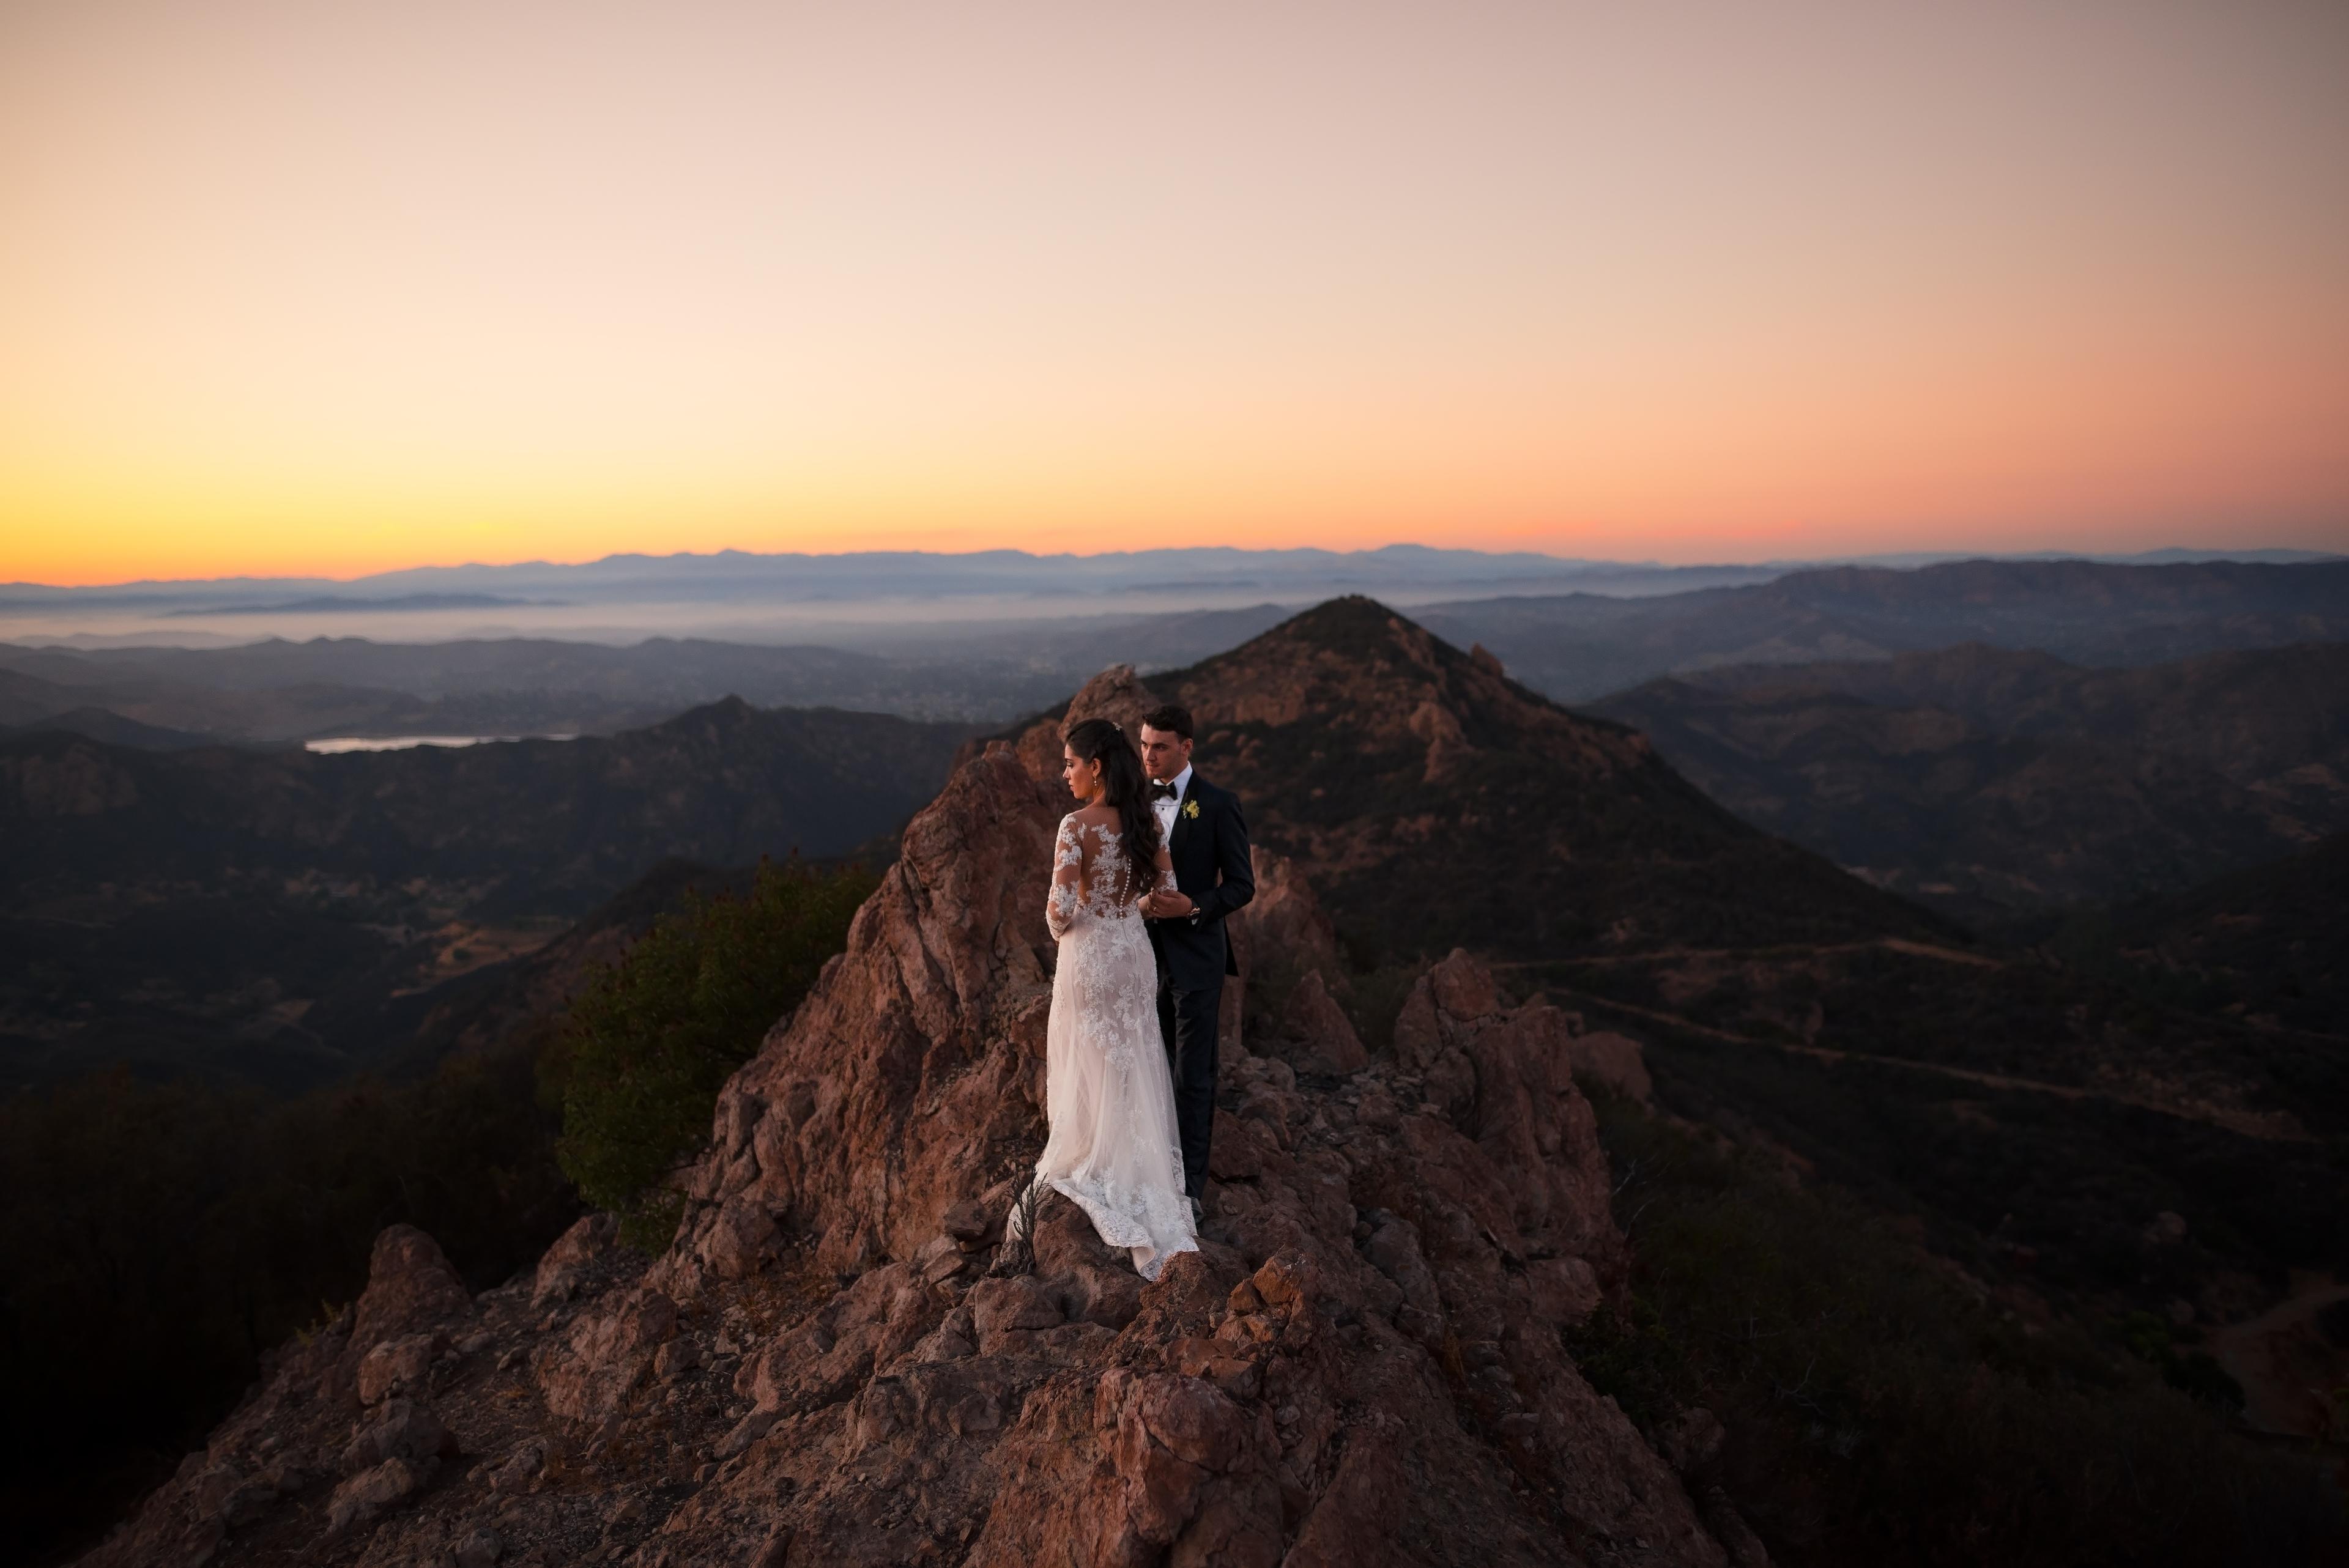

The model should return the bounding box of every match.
[1143,890,1194,919]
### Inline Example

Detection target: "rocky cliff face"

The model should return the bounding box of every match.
[81,696,1762,1568]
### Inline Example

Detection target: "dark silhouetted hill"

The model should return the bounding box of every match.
[1586,641,2349,917]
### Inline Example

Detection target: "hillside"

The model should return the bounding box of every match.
[1418,558,2349,701]
[2071,834,2349,1037]
[1141,596,1946,966]
[1586,641,2349,917]
[0,700,970,1089]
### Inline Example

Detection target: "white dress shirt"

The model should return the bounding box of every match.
[1151,762,1193,846]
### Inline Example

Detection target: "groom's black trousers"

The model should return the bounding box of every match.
[1157,976,1220,1200]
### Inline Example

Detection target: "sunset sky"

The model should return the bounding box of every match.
[3,0,2345,585]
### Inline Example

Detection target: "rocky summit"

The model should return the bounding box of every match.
[81,709,1771,1567]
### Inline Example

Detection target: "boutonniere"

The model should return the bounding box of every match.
[1182,798,1201,821]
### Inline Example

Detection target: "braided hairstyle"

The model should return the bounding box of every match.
[1064,717,1163,899]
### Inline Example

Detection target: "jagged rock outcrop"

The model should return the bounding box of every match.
[659,742,1070,1284]
[80,675,1759,1568]
[1011,661,1163,780]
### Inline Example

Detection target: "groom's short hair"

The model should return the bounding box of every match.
[1140,704,1193,741]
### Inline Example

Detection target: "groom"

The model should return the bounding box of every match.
[1137,704,1253,1219]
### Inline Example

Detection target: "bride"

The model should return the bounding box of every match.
[1008,717,1200,1281]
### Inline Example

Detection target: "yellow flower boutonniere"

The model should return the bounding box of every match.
[1182,798,1201,821]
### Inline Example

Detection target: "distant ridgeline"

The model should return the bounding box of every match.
[0,700,972,1091]
[3,556,2342,744]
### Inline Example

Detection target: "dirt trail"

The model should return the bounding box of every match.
[1546,988,2315,1144]
[1505,936,2002,970]
[2210,1273,2349,1437]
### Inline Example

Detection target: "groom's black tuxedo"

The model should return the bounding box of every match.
[1148,772,1253,986]
[1146,770,1253,1200]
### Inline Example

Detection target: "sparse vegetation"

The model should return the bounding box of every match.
[0,853,880,1564]
[1570,1089,2344,1567]
[548,857,877,1247]
[0,1043,573,1566]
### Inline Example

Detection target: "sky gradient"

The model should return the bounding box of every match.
[4,0,2345,585]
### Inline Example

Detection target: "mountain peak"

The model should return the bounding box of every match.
[656,693,757,730]
[1137,601,1945,966]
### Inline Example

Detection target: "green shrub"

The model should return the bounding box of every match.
[550,857,875,1246]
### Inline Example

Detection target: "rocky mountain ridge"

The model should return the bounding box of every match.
[80,722,1762,1567]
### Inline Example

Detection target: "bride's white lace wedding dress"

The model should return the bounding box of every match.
[1011,810,1199,1281]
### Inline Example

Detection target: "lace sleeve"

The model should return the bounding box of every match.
[1152,841,1177,901]
[1046,815,1084,939]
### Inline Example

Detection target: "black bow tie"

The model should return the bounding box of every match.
[1150,782,1178,801]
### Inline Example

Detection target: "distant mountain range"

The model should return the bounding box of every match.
[3,558,2342,741]
[0,545,1785,621]
[1587,640,2349,919]
[5,544,2336,648]
[1420,557,2349,700]
[8,543,2334,610]
[158,593,553,616]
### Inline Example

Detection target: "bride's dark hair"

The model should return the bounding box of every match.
[1064,717,1162,898]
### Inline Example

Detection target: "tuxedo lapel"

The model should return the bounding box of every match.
[1168,774,1199,862]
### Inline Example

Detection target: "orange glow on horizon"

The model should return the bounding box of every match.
[4,0,2346,587]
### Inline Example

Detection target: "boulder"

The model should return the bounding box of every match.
[351,1226,470,1351]
[355,1334,435,1405]
[341,1398,454,1473]
[1565,1028,1654,1105]
[536,1285,679,1420]
[698,1194,782,1280]
[1271,969,1368,1076]
[324,1455,431,1536]
[532,1212,620,1306]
